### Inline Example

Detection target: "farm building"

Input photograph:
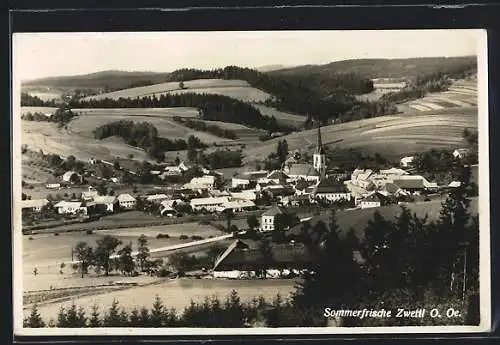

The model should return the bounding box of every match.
[216,199,256,213]
[261,206,285,232]
[189,175,216,189]
[93,196,118,213]
[53,201,87,215]
[62,171,83,184]
[117,193,136,209]
[314,177,352,202]
[229,190,258,201]
[213,239,312,279]
[391,176,438,194]
[261,185,295,201]
[21,199,49,212]
[258,170,290,185]
[45,177,61,189]
[400,156,415,168]
[359,192,389,209]
[146,194,170,203]
[286,163,320,183]
[190,196,230,212]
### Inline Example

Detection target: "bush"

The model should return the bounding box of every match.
[54,232,59,236]
[157,268,172,277]
[86,229,93,235]
[179,235,188,240]
[198,220,210,225]
[191,235,203,241]
[28,236,34,240]
[156,233,170,239]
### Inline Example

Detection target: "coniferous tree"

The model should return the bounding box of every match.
[103,300,122,327]
[25,304,45,328]
[89,304,101,327]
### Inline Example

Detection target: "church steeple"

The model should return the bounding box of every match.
[313,120,326,178]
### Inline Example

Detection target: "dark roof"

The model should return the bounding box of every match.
[265,187,295,197]
[294,179,315,191]
[392,178,426,190]
[262,206,285,217]
[288,163,319,177]
[267,171,289,180]
[213,240,313,271]
[384,182,401,194]
[362,192,388,203]
[315,177,349,193]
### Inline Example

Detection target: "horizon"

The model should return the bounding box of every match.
[14,30,480,82]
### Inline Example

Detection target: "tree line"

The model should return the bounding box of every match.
[92,120,206,161]
[172,116,238,140]
[21,107,76,128]
[21,92,58,107]
[70,93,292,133]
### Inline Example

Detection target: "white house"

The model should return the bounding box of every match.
[231,176,251,189]
[359,192,388,209]
[190,196,230,212]
[81,190,99,201]
[146,194,170,203]
[117,193,136,209]
[62,171,82,184]
[400,156,415,168]
[189,175,216,189]
[93,195,118,213]
[216,199,256,213]
[260,206,285,232]
[21,199,49,212]
[230,190,257,201]
[314,178,352,203]
[54,201,87,215]
[45,180,61,189]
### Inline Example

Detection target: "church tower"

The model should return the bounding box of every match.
[313,123,327,178]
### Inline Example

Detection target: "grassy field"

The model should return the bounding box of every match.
[22,222,228,291]
[27,278,298,321]
[243,107,478,163]
[251,104,307,128]
[83,79,269,102]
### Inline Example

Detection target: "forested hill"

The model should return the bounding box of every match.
[22,70,167,90]
[270,56,477,80]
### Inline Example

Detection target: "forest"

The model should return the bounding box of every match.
[21,107,76,127]
[172,116,238,140]
[92,120,206,161]
[21,92,58,107]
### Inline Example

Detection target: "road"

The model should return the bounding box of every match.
[65,233,234,265]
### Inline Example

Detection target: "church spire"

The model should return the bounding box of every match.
[316,121,324,154]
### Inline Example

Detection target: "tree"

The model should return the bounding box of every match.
[136,234,150,272]
[174,155,181,166]
[150,295,166,326]
[103,300,122,327]
[73,241,93,278]
[94,236,122,276]
[89,304,101,327]
[187,135,199,162]
[258,237,274,279]
[117,244,135,275]
[113,160,121,170]
[246,214,259,231]
[25,304,45,328]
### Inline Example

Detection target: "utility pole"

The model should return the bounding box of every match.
[460,241,469,302]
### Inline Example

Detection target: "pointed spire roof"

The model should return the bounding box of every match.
[315,121,324,155]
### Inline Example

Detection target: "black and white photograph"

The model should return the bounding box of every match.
[12,29,490,335]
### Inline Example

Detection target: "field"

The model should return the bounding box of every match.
[83,79,272,103]
[243,107,478,163]
[251,104,307,128]
[22,222,228,291]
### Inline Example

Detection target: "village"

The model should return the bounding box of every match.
[21,123,478,282]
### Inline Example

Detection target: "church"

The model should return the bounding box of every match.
[284,123,327,183]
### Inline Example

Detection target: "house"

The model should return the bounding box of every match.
[190,196,231,212]
[448,181,462,188]
[400,156,415,168]
[392,175,437,194]
[281,194,311,207]
[93,195,118,213]
[229,190,258,201]
[21,199,49,212]
[379,168,409,176]
[453,148,471,159]
[88,158,97,165]
[189,175,216,189]
[146,194,170,203]
[350,169,375,189]
[213,239,313,279]
[216,199,256,213]
[359,192,389,209]
[231,176,251,189]
[117,193,136,209]
[258,170,290,185]
[261,206,285,232]
[160,204,177,217]
[262,185,295,201]
[81,187,99,201]
[62,171,82,184]
[293,179,316,196]
[314,177,352,202]
[54,201,87,215]
[45,177,61,189]
[286,163,320,183]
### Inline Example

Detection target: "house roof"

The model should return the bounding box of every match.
[146,194,169,201]
[54,201,82,208]
[315,177,349,193]
[287,163,319,177]
[362,192,388,203]
[262,206,285,217]
[190,196,229,206]
[294,179,315,191]
[380,168,409,176]
[117,193,136,202]
[383,182,402,194]
[242,170,269,180]
[213,239,313,271]
[392,178,426,190]
[21,199,49,209]
[266,170,289,180]
[93,195,117,204]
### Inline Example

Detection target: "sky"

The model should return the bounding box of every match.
[13,29,481,82]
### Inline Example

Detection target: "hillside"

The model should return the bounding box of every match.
[22,70,167,89]
[270,56,477,79]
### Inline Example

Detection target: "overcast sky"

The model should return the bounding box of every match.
[13,30,481,82]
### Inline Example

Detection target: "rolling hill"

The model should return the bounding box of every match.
[22,70,168,89]
[270,56,477,79]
